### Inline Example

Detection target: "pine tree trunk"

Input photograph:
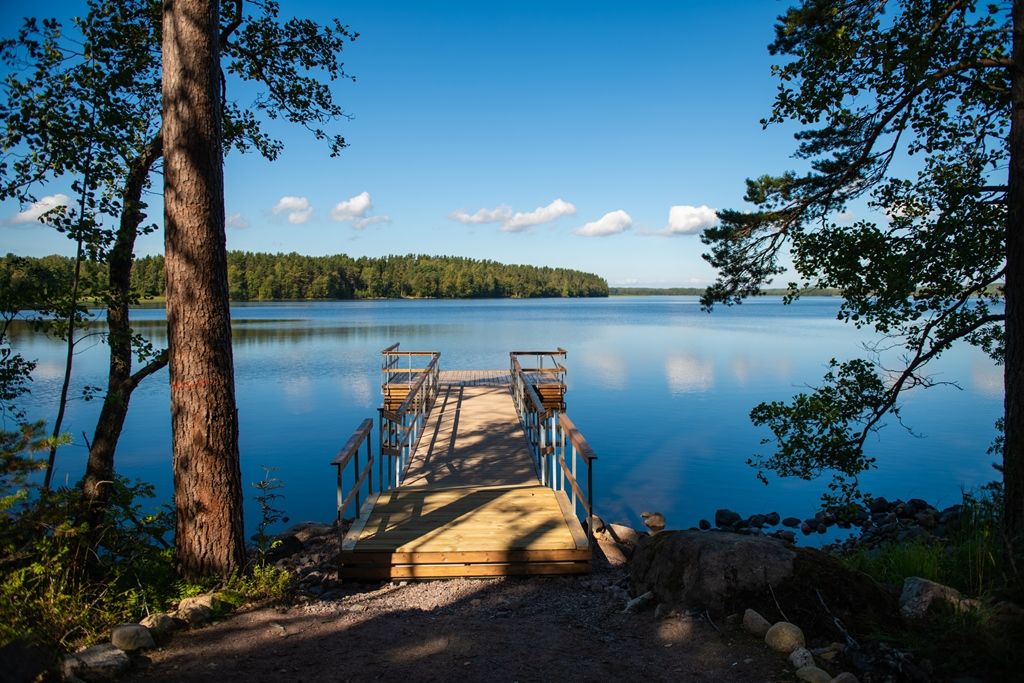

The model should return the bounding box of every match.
[1004,0,1024,548]
[162,0,245,579]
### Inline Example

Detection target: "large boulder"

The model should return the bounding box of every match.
[629,530,899,639]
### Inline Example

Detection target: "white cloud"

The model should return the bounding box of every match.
[330,191,371,221]
[575,209,633,237]
[662,204,718,235]
[330,191,390,229]
[11,194,70,224]
[272,196,313,224]
[449,198,576,232]
[450,205,513,224]
[503,198,577,232]
[226,212,250,229]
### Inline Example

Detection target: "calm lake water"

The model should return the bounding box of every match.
[12,297,1003,541]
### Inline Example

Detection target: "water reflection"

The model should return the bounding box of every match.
[665,353,714,394]
[578,350,628,390]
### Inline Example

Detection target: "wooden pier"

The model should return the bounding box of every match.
[332,346,595,579]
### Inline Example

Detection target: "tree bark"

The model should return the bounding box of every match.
[162,0,245,579]
[1005,0,1024,548]
[82,132,166,520]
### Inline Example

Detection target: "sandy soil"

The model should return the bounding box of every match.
[129,564,791,683]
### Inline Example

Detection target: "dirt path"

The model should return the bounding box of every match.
[129,565,790,683]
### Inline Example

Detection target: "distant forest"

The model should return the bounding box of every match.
[609,286,842,297]
[8,252,609,300]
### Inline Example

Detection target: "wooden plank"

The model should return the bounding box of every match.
[340,561,590,580]
[340,548,589,565]
[554,489,589,550]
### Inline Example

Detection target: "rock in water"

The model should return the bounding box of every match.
[640,511,666,534]
[714,508,741,528]
[765,621,805,653]
[741,608,772,637]
[111,623,155,652]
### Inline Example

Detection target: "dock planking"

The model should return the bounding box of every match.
[339,367,590,579]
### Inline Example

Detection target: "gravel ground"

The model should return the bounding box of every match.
[129,562,792,683]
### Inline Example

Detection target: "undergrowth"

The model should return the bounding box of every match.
[838,485,1023,679]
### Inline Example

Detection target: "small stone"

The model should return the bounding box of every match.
[795,665,832,683]
[765,512,781,526]
[714,508,741,528]
[641,511,666,534]
[831,673,860,683]
[63,643,130,682]
[748,514,766,528]
[654,603,675,620]
[765,621,805,654]
[782,516,801,528]
[800,522,812,535]
[789,646,815,669]
[741,608,771,638]
[139,613,179,639]
[111,623,155,652]
[174,603,213,627]
[698,519,711,530]
[870,496,889,514]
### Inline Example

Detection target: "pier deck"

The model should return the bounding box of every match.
[335,350,593,579]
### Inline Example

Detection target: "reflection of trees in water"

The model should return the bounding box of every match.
[8,319,439,349]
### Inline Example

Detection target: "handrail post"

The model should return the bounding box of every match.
[335,462,342,524]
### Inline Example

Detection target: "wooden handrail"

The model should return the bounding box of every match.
[381,342,401,354]
[558,412,597,464]
[381,350,438,357]
[559,455,592,516]
[332,418,373,468]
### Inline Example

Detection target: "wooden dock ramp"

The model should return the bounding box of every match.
[333,347,595,580]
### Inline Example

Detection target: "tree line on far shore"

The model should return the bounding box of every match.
[5,252,609,301]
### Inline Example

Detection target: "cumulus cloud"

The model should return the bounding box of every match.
[575,209,633,237]
[226,212,250,229]
[662,204,718,235]
[10,194,70,224]
[272,196,313,224]
[503,198,577,232]
[450,205,513,224]
[449,198,576,232]
[330,191,390,229]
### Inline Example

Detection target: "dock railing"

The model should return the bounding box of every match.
[331,417,374,524]
[510,349,596,546]
[378,344,441,490]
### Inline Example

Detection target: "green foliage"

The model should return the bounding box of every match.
[11,251,610,301]
[0,475,176,650]
[251,466,289,566]
[228,564,295,602]
[702,0,1011,502]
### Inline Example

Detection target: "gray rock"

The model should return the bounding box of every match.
[63,643,129,682]
[795,665,832,683]
[110,623,155,652]
[765,621,805,654]
[748,514,766,528]
[284,521,335,544]
[605,523,642,547]
[630,531,794,615]
[266,533,303,559]
[714,508,741,528]
[870,496,889,514]
[174,602,213,627]
[765,512,781,526]
[140,612,179,639]
[782,516,801,528]
[654,603,675,619]
[742,608,772,637]
[789,646,815,669]
[640,511,666,534]
[900,576,963,620]
[698,518,711,530]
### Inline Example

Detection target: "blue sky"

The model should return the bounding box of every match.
[2,1,806,287]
